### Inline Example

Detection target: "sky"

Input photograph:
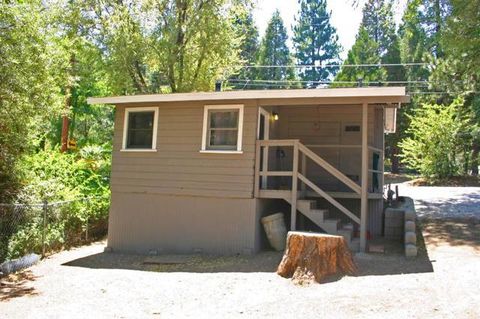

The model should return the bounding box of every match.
[253,0,408,60]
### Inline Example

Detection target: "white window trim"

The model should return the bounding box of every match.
[201,104,244,153]
[121,106,159,152]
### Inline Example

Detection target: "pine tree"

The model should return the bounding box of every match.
[398,0,430,84]
[334,27,387,85]
[420,0,451,58]
[361,0,397,58]
[257,10,297,89]
[229,7,259,90]
[292,0,341,85]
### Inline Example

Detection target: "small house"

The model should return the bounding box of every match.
[88,87,409,254]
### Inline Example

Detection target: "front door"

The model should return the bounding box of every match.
[258,107,270,188]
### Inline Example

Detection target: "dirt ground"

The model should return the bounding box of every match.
[1,187,479,319]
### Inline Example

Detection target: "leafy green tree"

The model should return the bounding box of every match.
[433,0,480,174]
[0,1,67,201]
[292,0,341,84]
[145,0,245,92]
[400,99,467,179]
[257,10,297,89]
[228,6,260,90]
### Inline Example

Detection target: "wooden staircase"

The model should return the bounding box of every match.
[255,139,368,252]
[286,198,360,251]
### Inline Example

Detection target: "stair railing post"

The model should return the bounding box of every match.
[291,141,299,231]
[254,140,261,197]
[301,152,307,197]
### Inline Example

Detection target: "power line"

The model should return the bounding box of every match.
[228,79,432,85]
[240,62,430,69]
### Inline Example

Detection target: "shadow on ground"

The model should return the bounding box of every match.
[421,217,480,250]
[0,270,39,301]
[63,228,435,279]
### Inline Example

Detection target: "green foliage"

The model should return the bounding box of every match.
[257,10,298,89]
[2,145,111,260]
[228,6,260,89]
[361,0,397,58]
[292,0,341,83]
[0,1,67,201]
[399,99,468,179]
[334,27,387,85]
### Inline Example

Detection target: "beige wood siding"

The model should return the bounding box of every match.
[108,193,258,254]
[111,100,258,199]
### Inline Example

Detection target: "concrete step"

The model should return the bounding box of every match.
[310,209,328,220]
[297,199,316,211]
[320,218,341,234]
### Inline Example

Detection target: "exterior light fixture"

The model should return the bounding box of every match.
[272,112,279,121]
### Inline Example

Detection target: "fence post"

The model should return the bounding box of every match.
[85,217,89,242]
[42,199,48,258]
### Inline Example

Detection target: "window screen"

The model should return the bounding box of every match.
[126,111,155,149]
[207,109,239,150]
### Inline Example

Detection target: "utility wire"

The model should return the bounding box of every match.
[227,79,433,85]
[240,62,430,68]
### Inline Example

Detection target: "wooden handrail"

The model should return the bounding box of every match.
[254,139,367,226]
[298,174,360,224]
[257,139,299,147]
[298,143,361,194]
[259,171,293,177]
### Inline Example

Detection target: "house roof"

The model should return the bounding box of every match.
[87,87,410,106]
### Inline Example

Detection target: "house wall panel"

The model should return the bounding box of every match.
[108,192,258,254]
[111,100,258,198]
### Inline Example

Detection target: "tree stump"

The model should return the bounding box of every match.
[277,231,357,283]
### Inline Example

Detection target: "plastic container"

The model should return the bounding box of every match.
[261,213,287,251]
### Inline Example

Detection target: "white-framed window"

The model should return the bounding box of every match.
[122,107,159,151]
[201,104,244,153]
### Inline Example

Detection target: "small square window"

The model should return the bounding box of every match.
[122,107,158,151]
[201,105,244,153]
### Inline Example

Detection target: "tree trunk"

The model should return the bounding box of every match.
[472,140,479,176]
[60,99,70,153]
[277,231,357,283]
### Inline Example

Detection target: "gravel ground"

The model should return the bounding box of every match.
[396,184,480,219]
[1,186,479,319]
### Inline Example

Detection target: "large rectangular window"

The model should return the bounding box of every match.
[201,105,244,153]
[122,107,158,151]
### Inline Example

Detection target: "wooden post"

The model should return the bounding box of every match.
[291,142,299,230]
[254,141,261,197]
[360,103,369,252]
[300,152,307,196]
[263,145,269,189]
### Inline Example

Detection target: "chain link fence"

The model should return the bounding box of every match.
[0,197,109,263]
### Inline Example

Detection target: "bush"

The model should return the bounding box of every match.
[399,99,468,180]
[0,145,111,261]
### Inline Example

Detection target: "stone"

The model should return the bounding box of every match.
[385,208,405,219]
[405,231,417,245]
[103,246,113,253]
[405,220,416,232]
[405,244,418,257]
[405,210,416,222]
[277,231,357,283]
